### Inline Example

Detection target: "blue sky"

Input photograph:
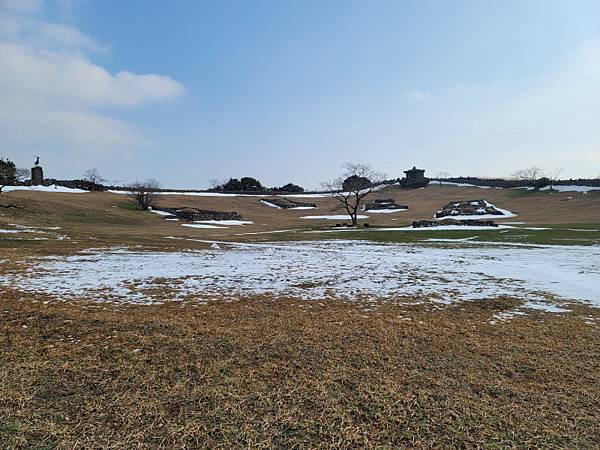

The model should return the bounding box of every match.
[1,0,599,188]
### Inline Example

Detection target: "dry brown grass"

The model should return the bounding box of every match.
[1,187,599,448]
[1,185,599,254]
[1,289,599,449]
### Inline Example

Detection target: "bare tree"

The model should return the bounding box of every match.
[434,171,451,186]
[511,167,546,186]
[128,178,161,210]
[208,178,224,190]
[82,168,106,185]
[322,163,385,226]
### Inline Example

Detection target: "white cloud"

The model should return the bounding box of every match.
[403,89,431,100]
[0,13,110,53]
[0,42,184,107]
[0,4,184,171]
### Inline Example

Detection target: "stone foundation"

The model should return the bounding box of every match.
[155,207,242,221]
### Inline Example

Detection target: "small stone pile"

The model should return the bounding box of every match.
[435,199,503,218]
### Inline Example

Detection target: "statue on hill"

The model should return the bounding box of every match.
[31,155,43,185]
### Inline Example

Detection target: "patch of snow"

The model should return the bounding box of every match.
[540,185,600,193]
[181,224,227,229]
[149,208,175,217]
[365,208,407,214]
[490,310,528,324]
[435,181,492,189]
[260,200,282,209]
[378,225,514,231]
[302,215,369,220]
[194,220,253,226]
[524,302,570,313]
[2,241,599,309]
[4,185,88,193]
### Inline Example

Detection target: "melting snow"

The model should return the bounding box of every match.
[2,241,598,310]
[194,220,253,226]
[302,215,369,220]
[365,208,408,214]
[3,185,88,193]
[540,185,600,193]
[261,200,282,209]
[181,224,227,229]
[149,209,175,217]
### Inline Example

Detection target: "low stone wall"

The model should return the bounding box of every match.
[412,219,498,228]
[364,198,408,210]
[262,198,317,209]
[155,207,242,221]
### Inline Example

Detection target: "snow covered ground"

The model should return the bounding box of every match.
[434,181,493,189]
[3,185,88,193]
[0,224,67,240]
[2,241,598,312]
[302,215,369,220]
[365,208,407,214]
[540,185,600,193]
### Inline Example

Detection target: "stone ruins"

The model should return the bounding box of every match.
[435,200,505,219]
[154,206,243,221]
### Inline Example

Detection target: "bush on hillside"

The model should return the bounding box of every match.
[272,183,304,193]
[215,177,264,192]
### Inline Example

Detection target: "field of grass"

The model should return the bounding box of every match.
[303,223,600,246]
[1,187,599,448]
[1,291,599,448]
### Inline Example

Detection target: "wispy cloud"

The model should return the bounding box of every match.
[403,89,431,100]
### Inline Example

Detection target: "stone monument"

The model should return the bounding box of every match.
[31,155,43,186]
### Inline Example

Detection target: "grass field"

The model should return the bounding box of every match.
[1,185,599,448]
[2,292,599,448]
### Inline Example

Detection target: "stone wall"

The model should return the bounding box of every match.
[155,207,242,221]
[413,219,498,228]
[262,198,317,209]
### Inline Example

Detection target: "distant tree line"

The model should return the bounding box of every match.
[432,167,600,189]
[209,177,305,194]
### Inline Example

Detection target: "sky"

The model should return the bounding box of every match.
[1,0,599,189]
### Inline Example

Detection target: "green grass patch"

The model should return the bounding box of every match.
[300,223,600,246]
